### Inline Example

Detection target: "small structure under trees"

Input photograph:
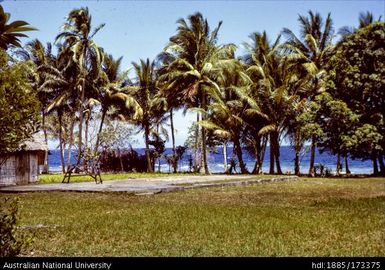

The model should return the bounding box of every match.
[0,134,48,186]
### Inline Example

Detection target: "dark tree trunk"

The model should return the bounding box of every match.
[294,149,300,176]
[201,93,209,174]
[144,123,153,172]
[58,111,66,174]
[269,133,275,174]
[170,108,177,173]
[76,82,85,167]
[234,137,248,174]
[95,108,107,155]
[273,131,283,175]
[67,118,75,172]
[84,112,90,171]
[345,155,351,175]
[42,110,49,174]
[309,136,316,177]
[336,151,341,176]
[372,151,379,175]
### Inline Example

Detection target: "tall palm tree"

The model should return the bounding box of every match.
[56,7,105,166]
[92,53,142,155]
[17,39,57,173]
[339,11,382,39]
[282,11,334,176]
[244,31,299,174]
[0,5,36,50]
[130,58,167,172]
[162,12,235,174]
[199,58,252,174]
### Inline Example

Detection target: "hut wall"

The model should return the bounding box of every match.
[0,152,39,186]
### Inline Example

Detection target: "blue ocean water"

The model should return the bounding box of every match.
[48,146,373,174]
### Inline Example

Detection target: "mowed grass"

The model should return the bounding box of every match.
[2,177,384,256]
[39,172,199,183]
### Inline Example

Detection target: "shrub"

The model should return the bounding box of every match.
[0,197,32,257]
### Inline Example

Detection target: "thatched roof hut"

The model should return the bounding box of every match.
[0,134,48,186]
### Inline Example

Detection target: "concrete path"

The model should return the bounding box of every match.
[0,175,298,194]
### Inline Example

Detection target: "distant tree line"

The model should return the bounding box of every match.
[0,4,384,176]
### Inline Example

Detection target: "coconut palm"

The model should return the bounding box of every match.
[0,5,36,50]
[282,11,334,176]
[339,11,382,39]
[162,12,236,174]
[244,31,300,174]
[55,7,105,166]
[92,53,142,155]
[129,58,167,172]
[199,58,252,174]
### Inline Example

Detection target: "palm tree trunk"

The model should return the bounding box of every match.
[372,151,379,175]
[76,82,85,167]
[309,136,316,177]
[201,93,209,174]
[274,131,283,175]
[84,112,90,171]
[294,149,300,176]
[336,151,341,176]
[67,118,75,172]
[223,141,228,173]
[269,133,275,174]
[144,123,153,172]
[234,137,248,174]
[58,111,65,174]
[42,110,49,174]
[345,155,351,175]
[95,108,107,154]
[170,108,177,173]
[194,113,200,172]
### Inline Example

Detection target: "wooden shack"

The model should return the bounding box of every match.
[0,134,48,186]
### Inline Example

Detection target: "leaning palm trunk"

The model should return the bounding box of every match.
[76,82,85,167]
[170,108,177,173]
[309,136,316,176]
[234,136,248,174]
[201,93,209,174]
[144,123,153,172]
[194,113,200,173]
[42,110,49,174]
[66,119,75,172]
[94,108,107,155]
[252,136,267,174]
[58,111,66,174]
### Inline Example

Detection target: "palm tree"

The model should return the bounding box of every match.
[56,7,105,166]
[199,59,252,174]
[244,31,299,174]
[162,12,235,174]
[339,11,382,38]
[17,39,57,173]
[92,53,142,155]
[0,5,36,50]
[282,11,334,176]
[129,58,167,172]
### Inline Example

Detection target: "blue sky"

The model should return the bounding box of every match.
[3,0,384,149]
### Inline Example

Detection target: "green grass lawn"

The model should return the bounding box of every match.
[1,177,384,256]
[39,172,199,183]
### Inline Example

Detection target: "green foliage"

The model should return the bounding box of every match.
[0,197,33,257]
[0,5,36,50]
[0,49,41,154]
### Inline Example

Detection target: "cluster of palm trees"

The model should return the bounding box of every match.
[4,5,383,175]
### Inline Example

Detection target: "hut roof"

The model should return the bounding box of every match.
[18,133,48,152]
